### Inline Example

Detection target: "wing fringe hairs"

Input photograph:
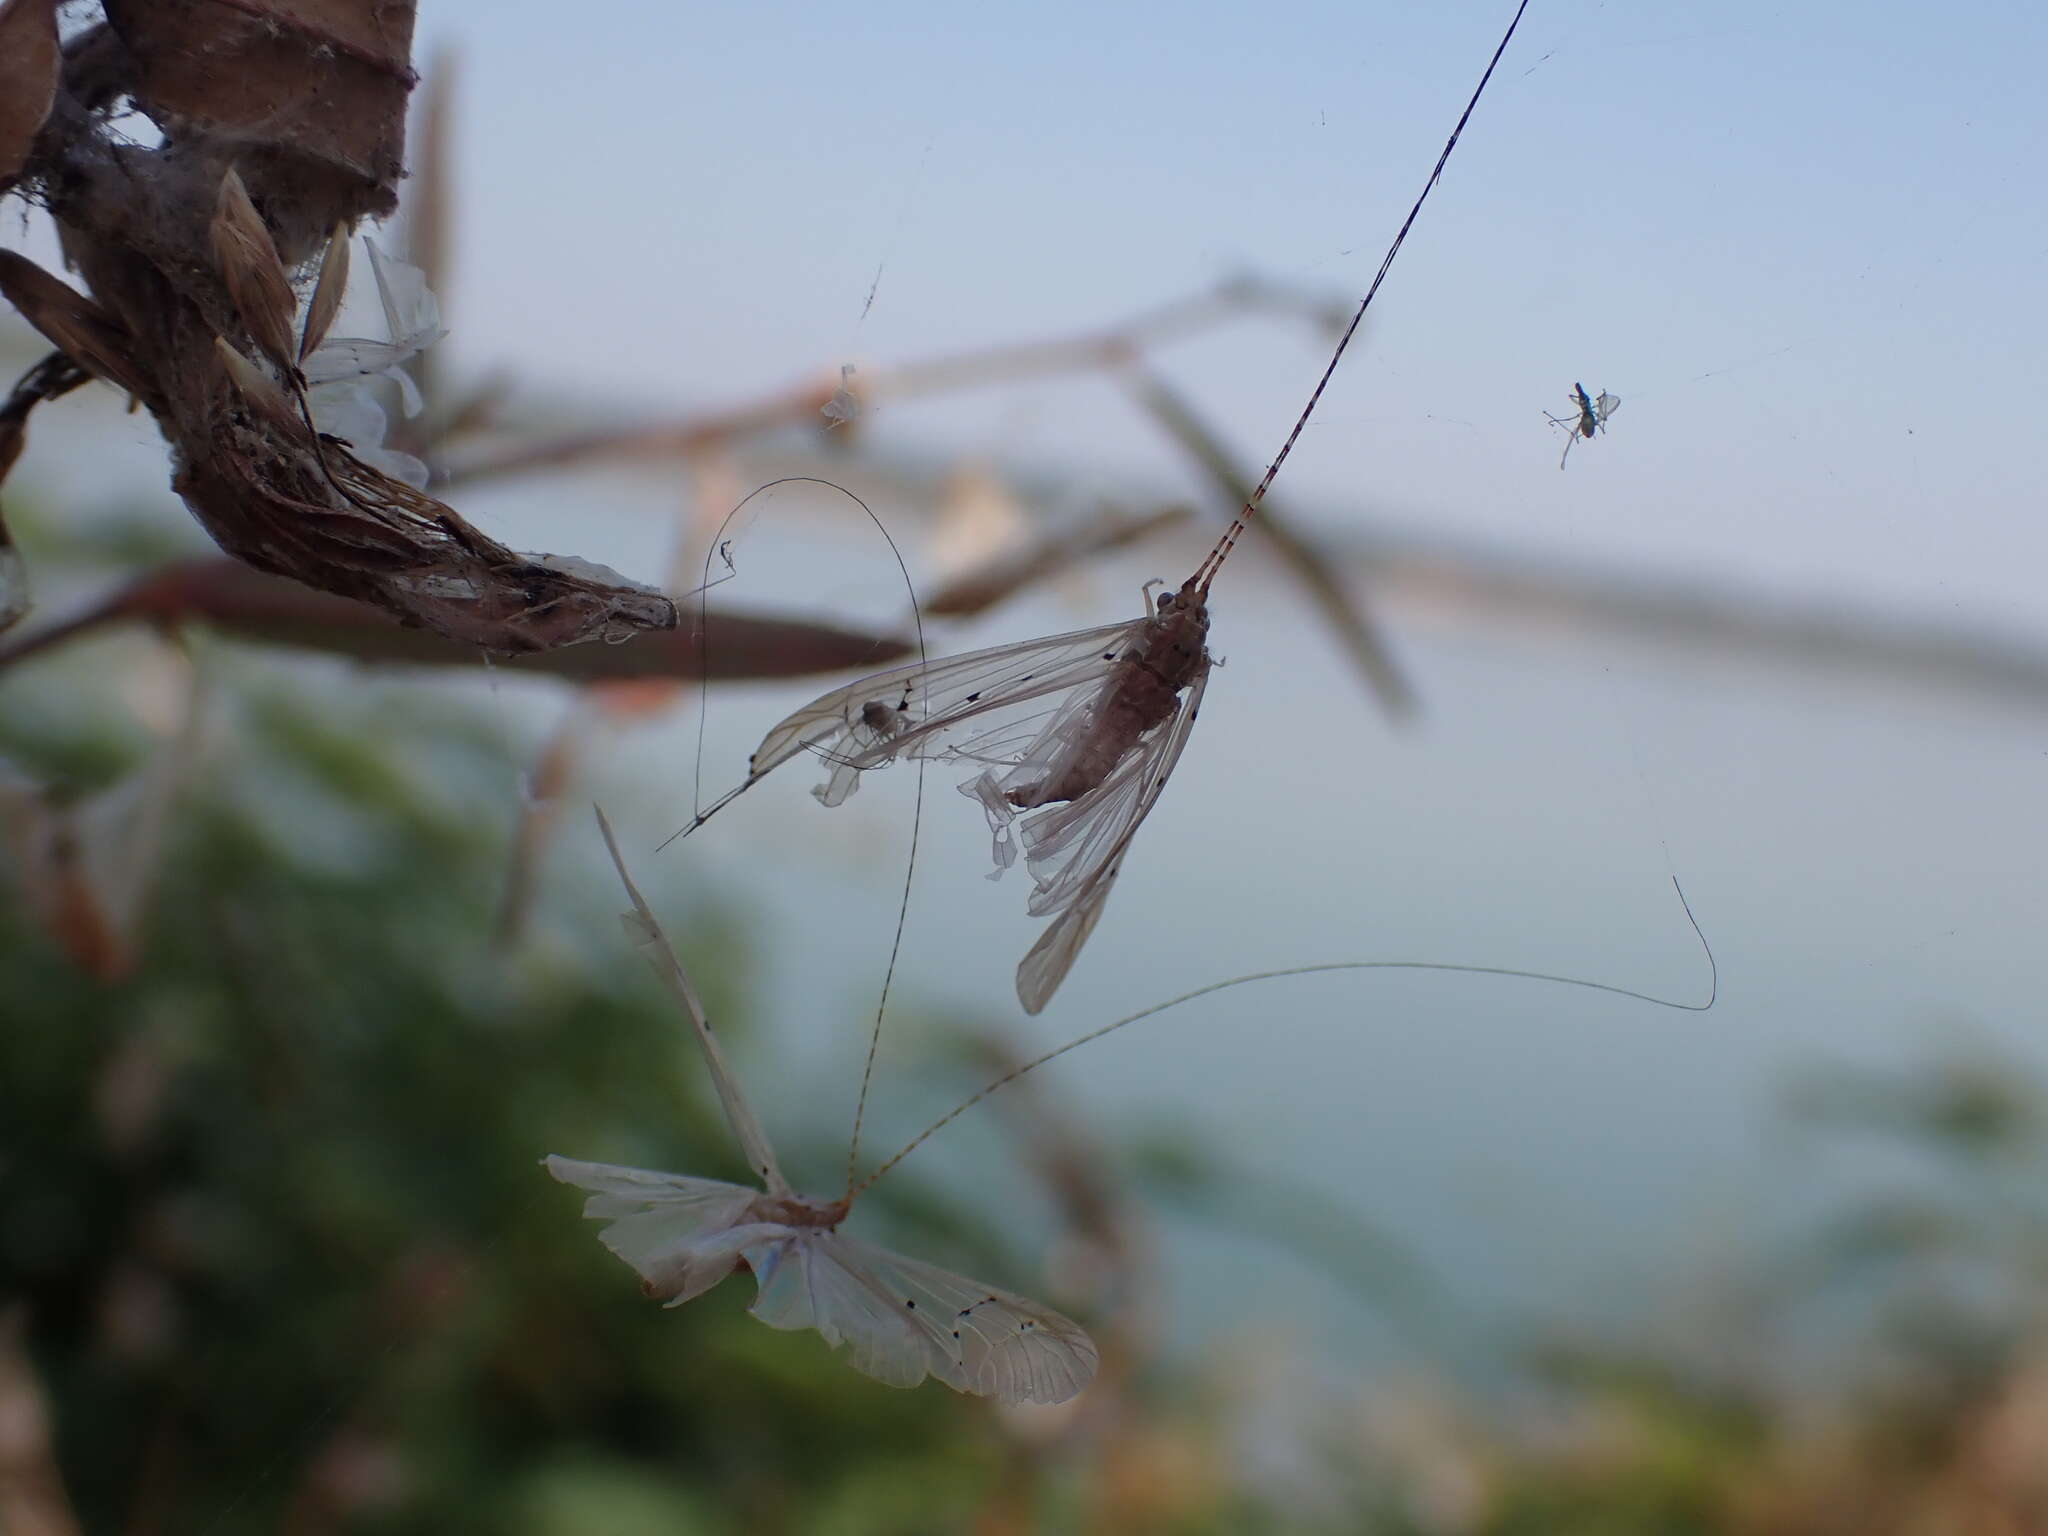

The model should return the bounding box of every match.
[543,809,1098,1405]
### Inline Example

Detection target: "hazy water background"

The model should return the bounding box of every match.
[10,0,2047,1403]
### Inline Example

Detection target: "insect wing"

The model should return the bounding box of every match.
[746,1229,1097,1403]
[544,1156,768,1305]
[1014,665,1210,1013]
[748,621,1138,798]
[595,808,788,1193]
[1595,392,1620,425]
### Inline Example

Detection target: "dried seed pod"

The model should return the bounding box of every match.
[0,0,60,188]
[211,167,301,379]
[299,222,352,362]
[213,337,302,433]
[0,251,154,400]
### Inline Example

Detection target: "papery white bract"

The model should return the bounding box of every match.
[747,582,1211,1012]
[300,237,447,490]
[545,811,1097,1404]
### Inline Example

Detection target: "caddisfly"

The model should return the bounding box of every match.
[1545,381,1619,469]
[548,809,1097,1403]
[746,569,1214,1014]
[553,815,1714,1398]
[677,2,1535,1012]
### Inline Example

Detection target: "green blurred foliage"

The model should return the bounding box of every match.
[9,644,2048,1534]
[0,666,1058,1534]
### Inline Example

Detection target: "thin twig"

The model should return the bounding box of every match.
[1120,361,1417,718]
[438,278,1336,489]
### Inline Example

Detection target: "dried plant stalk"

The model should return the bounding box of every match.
[0,0,60,188]
[0,1,677,655]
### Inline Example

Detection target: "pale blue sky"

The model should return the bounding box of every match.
[422,0,2047,630]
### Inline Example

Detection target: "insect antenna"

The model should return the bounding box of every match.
[843,713,927,1200]
[657,475,930,851]
[1190,0,1532,598]
[854,874,1713,1195]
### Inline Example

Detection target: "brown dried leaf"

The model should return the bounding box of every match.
[0,251,155,402]
[0,657,204,980]
[0,516,26,635]
[213,337,301,433]
[299,223,352,361]
[0,0,59,188]
[211,167,302,377]
[105,0,416,188]
[0,559,908,682]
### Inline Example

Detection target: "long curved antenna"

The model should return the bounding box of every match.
[659,475,929,850]
[593,804,789,1193]
[856,875,1713,1195]
[844,757,924,1198]
[641,475,932,1199]
[1190,0,1533,596]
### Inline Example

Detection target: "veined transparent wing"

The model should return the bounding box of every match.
[1014,667,1210,1013]
[544,1156,767,1305]
[748,620,1141,801]
[745,1229,1097,1404]
[1594,392,1620,425]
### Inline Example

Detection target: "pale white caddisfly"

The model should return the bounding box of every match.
[1545,381,1620,469]
[547,809,1097,1404]
[553,810,1714,1398]
[693,6,1539,1012]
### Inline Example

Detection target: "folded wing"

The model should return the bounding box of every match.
[544,1156,764,1305]
[746,1229,1097,1404]
[749,620,1138,805]
[1013,667,1209,1012]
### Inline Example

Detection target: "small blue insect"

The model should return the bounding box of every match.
[1545,381,1619,468]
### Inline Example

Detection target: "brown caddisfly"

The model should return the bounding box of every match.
[678,3,1535,1012]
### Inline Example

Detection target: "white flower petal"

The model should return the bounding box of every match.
[353,445,431,491]
[364,237,442,349]
[306,378,389,448]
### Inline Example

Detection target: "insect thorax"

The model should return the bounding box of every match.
[1004,595,1210,812]
[1142,589,1211,689]
[750,1192,849,1230]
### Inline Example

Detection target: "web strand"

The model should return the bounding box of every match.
[1191,0,1533,596]
[665,476,926,851]
[856,875,1714,1195]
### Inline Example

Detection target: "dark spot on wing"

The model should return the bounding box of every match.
[963,692,980,703]
[905,1298,916,1309]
